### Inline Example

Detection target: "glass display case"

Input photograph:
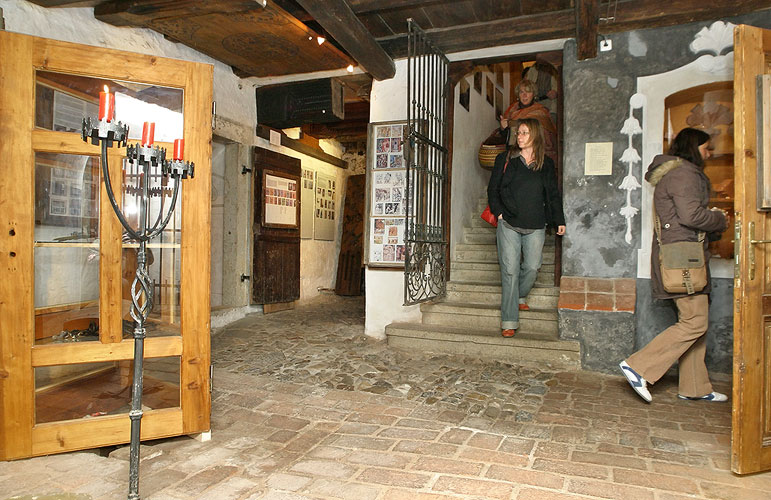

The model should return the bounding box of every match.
[0,31,213,460]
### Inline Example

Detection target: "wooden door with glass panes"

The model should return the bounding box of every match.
[0,31,212,460]
[732,23,771,475]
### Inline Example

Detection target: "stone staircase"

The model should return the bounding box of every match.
[385,195,580,370]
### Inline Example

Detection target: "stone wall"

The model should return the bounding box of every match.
[561,11,771,374]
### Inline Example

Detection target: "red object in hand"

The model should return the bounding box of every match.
[173,139,184,160]
[141,122,155,146]
[98,87,115,122]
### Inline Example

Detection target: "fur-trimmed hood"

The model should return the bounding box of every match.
[645,155,684,186]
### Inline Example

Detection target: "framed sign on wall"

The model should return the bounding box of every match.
[365,120,408,268]
[262,169,300,229]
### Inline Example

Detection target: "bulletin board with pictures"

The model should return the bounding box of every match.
[300,168,315,239]
[314,171,336,241]
[365,120,408,267]
[262,169,300,229]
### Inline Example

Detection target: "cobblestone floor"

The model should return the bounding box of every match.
[2,294,770,500]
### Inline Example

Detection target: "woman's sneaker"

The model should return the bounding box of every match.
[677,392,728,402]
[619,360,652,403]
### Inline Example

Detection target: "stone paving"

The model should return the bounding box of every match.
[2,294,770,499]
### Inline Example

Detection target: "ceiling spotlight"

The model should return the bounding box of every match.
[308,35,313,41]
[346,65,354,73]
[317,36,326,45]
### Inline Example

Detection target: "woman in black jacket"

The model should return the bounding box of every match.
[487,118,566,337]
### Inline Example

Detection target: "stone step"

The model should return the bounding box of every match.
[454,244,555,264]
[446,281,559,308]
[450,262,555,284]
[463,231,498,244]
[385,322,580,370]
[421,301,558,334]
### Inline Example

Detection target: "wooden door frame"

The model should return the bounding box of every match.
[0,31,213,460]
[732,23,771,475]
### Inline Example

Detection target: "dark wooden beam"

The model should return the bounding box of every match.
[348,0,463,15]
[575,0,598,61]
[94,0,258,27]
[255,125,348,169]
[378,0,771,60]
[294,0,396,80]
[378,10,576,59]
[600,0,771,35]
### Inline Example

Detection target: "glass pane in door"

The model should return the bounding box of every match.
[34,152,100,344]
[35,356,181,424]
[35,70,184,142]
[121,157,182,337]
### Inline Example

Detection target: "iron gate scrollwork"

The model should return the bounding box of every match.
[404,19,449,305]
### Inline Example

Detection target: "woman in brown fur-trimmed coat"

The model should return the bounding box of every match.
[619,128,728,404]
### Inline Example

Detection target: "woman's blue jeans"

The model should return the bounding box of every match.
[496,222,546,330]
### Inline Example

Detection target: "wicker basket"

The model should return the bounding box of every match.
[478,144,506,170]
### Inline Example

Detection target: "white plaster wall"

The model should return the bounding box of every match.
[366,59,421,338]
[635,60,734,280]
[450,68,506,259]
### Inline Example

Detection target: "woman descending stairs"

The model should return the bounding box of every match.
[385,194,580,370]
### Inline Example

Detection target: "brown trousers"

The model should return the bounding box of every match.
[627,294,713,397]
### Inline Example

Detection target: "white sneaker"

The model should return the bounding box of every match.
[619,360,652,403]
[677,391,728,402]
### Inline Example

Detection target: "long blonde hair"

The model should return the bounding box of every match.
[510,118,545,170]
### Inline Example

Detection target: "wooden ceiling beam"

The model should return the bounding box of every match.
[378,10,576,58]
[599,0,771,35]
[575,0,598,61]
[94,0,259,27]
[295,0,396,80]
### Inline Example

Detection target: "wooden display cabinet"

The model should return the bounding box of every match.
[0,31,213,460]
[664,81,734,259]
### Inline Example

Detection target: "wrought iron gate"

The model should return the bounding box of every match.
[404,19,449,305]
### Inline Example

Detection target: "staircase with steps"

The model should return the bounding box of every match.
[385,195,580,370]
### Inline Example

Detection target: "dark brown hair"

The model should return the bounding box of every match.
[667,128,711,167]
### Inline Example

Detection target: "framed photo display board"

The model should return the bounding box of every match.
[300,168,315,238]
[314,171,336,241]
[262,169,300,228]
[365,120,408,267]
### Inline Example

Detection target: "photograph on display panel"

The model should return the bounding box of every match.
[262,170,299,229]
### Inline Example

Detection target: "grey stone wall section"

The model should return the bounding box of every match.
[561,11,771,278]
[559,309,635,374]
[560,11,770,373]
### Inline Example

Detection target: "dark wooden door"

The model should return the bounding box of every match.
[335,174,365,295]
[252,147,301,304]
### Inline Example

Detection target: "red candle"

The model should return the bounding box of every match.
[98,86,115,122]
[173,139,184,160]
[141,122,155,147]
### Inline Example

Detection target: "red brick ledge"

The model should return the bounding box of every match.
[558,276,635,312]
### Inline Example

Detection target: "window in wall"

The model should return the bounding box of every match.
[664,81,733,259]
